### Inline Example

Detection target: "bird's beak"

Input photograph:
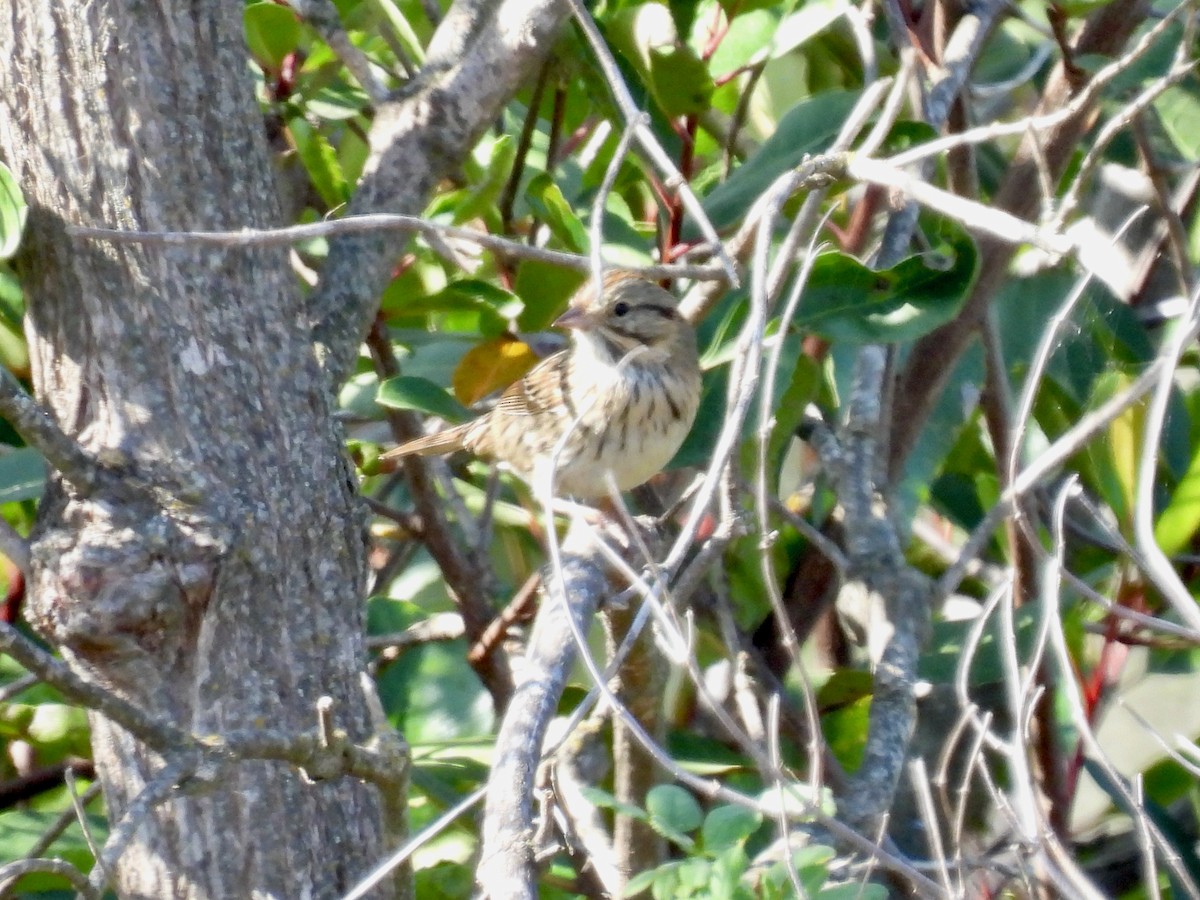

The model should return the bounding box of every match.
[553,306,591,331]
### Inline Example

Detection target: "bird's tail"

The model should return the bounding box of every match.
[377,423,473,471]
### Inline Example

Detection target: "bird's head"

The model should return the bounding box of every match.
[554,271,693,363]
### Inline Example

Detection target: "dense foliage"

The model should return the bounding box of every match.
[1,0,1200,896]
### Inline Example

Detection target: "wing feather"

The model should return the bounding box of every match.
[378,421,474,467]
[492,350,573,420]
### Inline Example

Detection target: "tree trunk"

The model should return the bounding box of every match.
[0,3,390,897]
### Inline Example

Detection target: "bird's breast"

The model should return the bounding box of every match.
[539,359,700,496]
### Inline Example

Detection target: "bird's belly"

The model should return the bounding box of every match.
[536,370,698,498]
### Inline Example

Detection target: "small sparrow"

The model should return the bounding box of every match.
[380,271,701,498]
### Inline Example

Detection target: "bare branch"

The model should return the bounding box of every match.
[0,858,97,900]
[0,618,407,796]
[476,521,610,899]
[889,0,1157,476]
[289,0,391,103]
[1133,281,1200,631]
[68,218,725,283]
[0,369,99,495]
[309,0,575,385]
[846,155,1074,255]
[562,0,736,282]
[364,320,512,707]
[811,347,933,833]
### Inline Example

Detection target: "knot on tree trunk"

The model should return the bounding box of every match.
[26,481,224,685]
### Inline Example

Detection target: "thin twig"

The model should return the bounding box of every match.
[1132,279,1200,631]
[67,219,726,283]
[562,0,737,283]
[0,369,98,495]
[290,0,390,103]
[0,858,97,900]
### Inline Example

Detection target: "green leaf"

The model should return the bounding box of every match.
[795,221,977,343]
[377,376,471,423]
[0,319,28,376]
[288,117,350,208]
[701,804,762,853]
[1103,371,1142,528]
[454,135,516,224]
[580,785,650,821]
[755,781,833,819]
[646,783,703,839]
[815,668,874,710]
[919,606,1039,686]
[761,844,835,896]
[304,83,371,121]
[818,883,889,899]
[1156,438,1200,556]
[525,174,589,253]
[515,264,586,331]
[706,8,778,75]
[670,365,726,469]
[244,1,300,70]
[623,867,665,897]
[0,448,46,503]
[1155,81,1200,161]
[0,163,28,261]
[710,845,753,898]
[0,808,105,893]
[437,280,524,319]
[648,45,714,117]
[695,90,860,234]
[767,0,842,60]
[0,263,24,329]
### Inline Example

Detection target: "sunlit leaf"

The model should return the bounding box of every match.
[288,116,350,207]
[1155,81,1200,161]
[244,1,300,71]
[377,376,471,422]
[648,45,714,117]
[646,783,703,843]
[0,448,45,503]
[767,0,841,60]
[0,164,28,261]
[796,221,977,343]
[819,883,889,899]
[452,335,538,405]
[766,354,819,489]
[304,84,372,121]
[0,264,23,329]
[1105,373,1142,529]
[701,805,761,853]
[525,174,588,253]
[1156,441,1200,556]
[695,90,860,233]
[580,785,650,821]
[454,135,516,224]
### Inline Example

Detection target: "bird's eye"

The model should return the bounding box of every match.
[613,301,630,317]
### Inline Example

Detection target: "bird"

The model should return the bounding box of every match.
[378,270,702,499]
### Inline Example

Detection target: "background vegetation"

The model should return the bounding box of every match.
[1,0,1199,896]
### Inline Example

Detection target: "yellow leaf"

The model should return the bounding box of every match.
[452,336,539,406]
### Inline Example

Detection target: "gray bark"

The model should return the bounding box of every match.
[0,2,389,897]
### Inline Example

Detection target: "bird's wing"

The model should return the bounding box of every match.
[378,421,473,463]
[492,350,574,421]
